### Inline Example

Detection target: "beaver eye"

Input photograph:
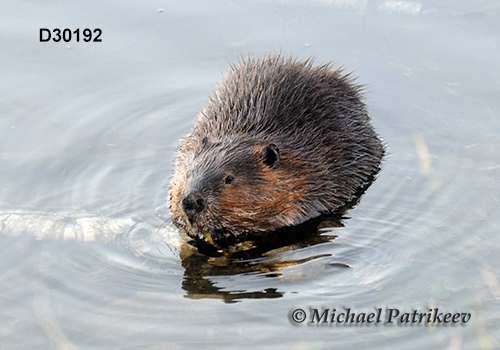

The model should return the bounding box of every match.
[224,175,234,184]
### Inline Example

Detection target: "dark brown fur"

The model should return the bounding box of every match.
[170,55,384,244]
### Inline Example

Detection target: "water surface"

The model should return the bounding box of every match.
[1,0,499,349]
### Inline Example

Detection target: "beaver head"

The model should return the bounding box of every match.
[169,136,317,243]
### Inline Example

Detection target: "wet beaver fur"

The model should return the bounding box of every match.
[170,55,384,246]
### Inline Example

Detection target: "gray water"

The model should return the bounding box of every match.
[1,0,500,349]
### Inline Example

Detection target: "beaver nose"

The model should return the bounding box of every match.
[181,191,205,217]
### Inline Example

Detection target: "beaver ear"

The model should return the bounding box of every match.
[261,144,280,169]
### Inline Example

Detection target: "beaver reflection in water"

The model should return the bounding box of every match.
[169,55,384,246]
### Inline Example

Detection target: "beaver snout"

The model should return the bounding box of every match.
[181,191,205,222]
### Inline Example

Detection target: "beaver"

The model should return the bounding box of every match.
[169,55,384,246]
